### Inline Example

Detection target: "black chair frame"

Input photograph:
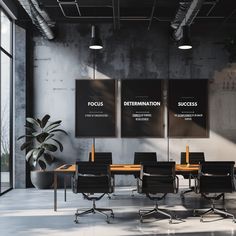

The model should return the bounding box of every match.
[88,152,113,199]
[138,163,179,223]
[194,161,235,223]
[72,162,114,223]
[180,152,205,199]
[132,152,157,196]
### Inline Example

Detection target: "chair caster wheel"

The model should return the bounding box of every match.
[140,217,143,223]
[74,220,79,224]
[106,218,110,224]
[233,219,236,223]
[169,220,172,224]
[200,218,203,222]
[111,213,114,218]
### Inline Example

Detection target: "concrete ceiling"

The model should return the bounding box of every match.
[32,0,236,25]
[14,0,236,40]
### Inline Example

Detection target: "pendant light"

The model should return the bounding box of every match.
[89,25,103,50]
[178,25,192,50]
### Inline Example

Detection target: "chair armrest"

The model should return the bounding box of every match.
[143,173,175,178]
[110,175,115,192]
[201,173,230,177]
[78,173,104,177]
[137,177,143,193]
[71,175,77,193]
[194,176,200,193]
[175,176,179,193]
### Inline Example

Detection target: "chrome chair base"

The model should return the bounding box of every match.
[74,200,114,224]
[139,204,173,223]
[194,203,235,223]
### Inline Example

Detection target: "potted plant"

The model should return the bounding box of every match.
[18,114,68,189]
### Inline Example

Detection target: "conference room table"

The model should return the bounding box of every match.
[53,163,199,211]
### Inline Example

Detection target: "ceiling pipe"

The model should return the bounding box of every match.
[171,0,204,41]
[18,0,55,40]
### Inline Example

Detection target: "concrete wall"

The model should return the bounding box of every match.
[31,23,236,185]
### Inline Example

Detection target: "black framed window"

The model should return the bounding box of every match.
[0,8,13,195]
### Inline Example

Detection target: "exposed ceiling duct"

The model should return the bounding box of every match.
[18,0,55,40]
[171,0,204,41]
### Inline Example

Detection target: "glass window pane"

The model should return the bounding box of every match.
[1,11,11,54]
[1,52,11,193]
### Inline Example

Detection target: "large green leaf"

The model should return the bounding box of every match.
[41,114,50,128]
[52,138,63,152]
[44,121,62,132]
[49,129,68,135]
[32,131,42,137]
[32,148,45,160]
[44,134,55,141]
[44,153,54,165]
[43,143,58,152]
[17,134,34,141]
[25,149,36,162]
[32,160,37,167]
[26,117,41,127]
[38,160,47,170]
[36,118,42,128]
[36,132,49,143]
[20,141,32,151]
[24,125,36,133]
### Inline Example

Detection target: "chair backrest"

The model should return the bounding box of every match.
[134,152,157,164]
[89,152,112,164]
[180,152,205,164]
[133,152,157,178]
[74,161,112,194]
[140,162,176,194]
[199,161,235,193]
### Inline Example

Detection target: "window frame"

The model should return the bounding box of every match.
[0,7,13,195]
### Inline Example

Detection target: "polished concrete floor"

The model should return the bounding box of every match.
[1,184,236,236]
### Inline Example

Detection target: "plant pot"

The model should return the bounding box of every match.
[30,170,54,189]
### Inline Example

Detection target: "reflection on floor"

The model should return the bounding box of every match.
[0,186,236,236]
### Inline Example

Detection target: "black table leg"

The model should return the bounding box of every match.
[64,175,67,202]
[54,172,57,211]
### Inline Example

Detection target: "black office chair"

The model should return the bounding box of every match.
[138,162,179,223]
[194,161,235,222]
[89,152,113,198]
[72,161,114,223]
[89,152,112,164]
[180,152,205,198]
[132,152,157,196]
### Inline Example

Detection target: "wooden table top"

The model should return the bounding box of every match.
[55,164,199,173]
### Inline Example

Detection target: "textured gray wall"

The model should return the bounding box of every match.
[15,25,26,188]
[31,23,236,186]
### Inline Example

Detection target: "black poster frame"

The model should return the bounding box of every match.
[121,79,164,138]
[75,79,116,137]
[168,79,209,138]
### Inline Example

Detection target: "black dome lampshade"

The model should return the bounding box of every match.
[89,25,103,50]
[178,25,192,50]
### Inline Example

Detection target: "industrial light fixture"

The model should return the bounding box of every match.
[178,25,192,50]
[89,25,103,50]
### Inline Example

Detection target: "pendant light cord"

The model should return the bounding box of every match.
[92,50,96,150]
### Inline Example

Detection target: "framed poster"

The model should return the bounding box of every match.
[121,79,164,137]
[168,79,208,138]
[75,79,116,137]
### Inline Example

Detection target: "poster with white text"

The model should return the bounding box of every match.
[75,80,116,137]
[121,79,164,137]
[168,79,208,138]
